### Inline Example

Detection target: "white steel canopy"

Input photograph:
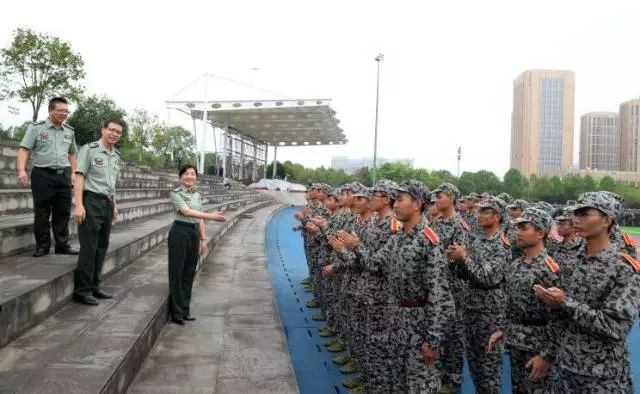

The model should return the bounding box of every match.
[165,98,347,146]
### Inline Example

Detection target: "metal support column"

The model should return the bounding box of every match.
[272,145,278,179]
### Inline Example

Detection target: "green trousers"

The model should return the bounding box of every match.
[168,221,199,319]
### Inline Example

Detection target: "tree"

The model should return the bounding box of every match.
[127,109,157,161]
[599,175,616,191]
[503,169,526,198]
[151,125,194,168]
[0,28,85,122]
[67,95,127,147]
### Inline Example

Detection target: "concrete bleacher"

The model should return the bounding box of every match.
[0,137,278,393]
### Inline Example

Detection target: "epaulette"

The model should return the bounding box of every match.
[63,123,74,130]
[460,219,470,231]
[173,187,181,192]
[390,217,399,233]
[623,233,635,248]
[620,253,640,272]
[32,120,45,125]
[544,256,560,273]
[89,142,99,148]
[114,149,121,156]
[500,234,511,247]
[422,227,440,244]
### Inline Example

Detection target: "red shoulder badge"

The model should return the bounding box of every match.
[423,227,440,244]
[500,234,511,247]
[623,233,635,248]
[460,219,470,231]
[621,253,640,272]
[545,256,560,273]
[390,217,399,233]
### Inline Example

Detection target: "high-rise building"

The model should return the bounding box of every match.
[510,70,575,176]
[619,98,640,171]
[579,112,619,171]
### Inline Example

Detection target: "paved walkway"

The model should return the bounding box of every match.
[128,205,298,394]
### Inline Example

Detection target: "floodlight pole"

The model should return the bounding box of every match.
[199,73,209,175]
[372,54,384,183]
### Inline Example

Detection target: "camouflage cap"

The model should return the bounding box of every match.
[459,195,469,202]
[394,179,431,204]
[372,179,399,200]
[533,201,556,216]
[328,187,341,199]
[354,187,373,199]
[569,191,622,219]
[507,199,528,210]
[511,207,553,231]
[433,182,461,202]
[341,182,364,194]
[481,192,492,199]
[553,207,572,221]
[497,192,513,203]
[476,196,506,217]
[468,192,482,199]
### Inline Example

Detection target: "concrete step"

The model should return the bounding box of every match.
[0,191,264,257]
[0,200,277,393]
[0,186,243,216]
[0,195,275,351]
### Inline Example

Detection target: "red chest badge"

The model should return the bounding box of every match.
[39,132,49,141]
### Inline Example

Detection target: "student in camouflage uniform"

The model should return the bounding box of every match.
[448,197,510,393]
[329,180,455,393]
[299,184,329,305]
[325,180,400,392]
[505,199,527,260]
[596,191,639,259]
[431,182,470,393]
[551,208,584,281]
[535,192,640,393]
[534,201,561,257]
[488,208,560,393]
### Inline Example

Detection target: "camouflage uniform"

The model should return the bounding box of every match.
[505,199,528,260]
[550,192,640,393]
[357,181,456,393]
[610,223,638,259]
[431,183,470,391]
[504,208,560,393]
[458,198,511,393]
[549,209,584,282]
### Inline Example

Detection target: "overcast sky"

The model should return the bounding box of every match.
[2,0,639,177]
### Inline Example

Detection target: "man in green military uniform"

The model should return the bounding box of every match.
[17,97,78,257]
[72,119,124,305]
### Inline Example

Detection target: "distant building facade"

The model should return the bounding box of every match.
[330,156,414,175]
[579,112,619,171]
[619,98,640,171]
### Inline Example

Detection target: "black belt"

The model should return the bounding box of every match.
[35,166,69,175]
[399,298,426,308]
[513,318,548,327]
[173,220,197,228]
[84,190,113,201]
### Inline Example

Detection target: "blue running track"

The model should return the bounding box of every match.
[266,206,640,393]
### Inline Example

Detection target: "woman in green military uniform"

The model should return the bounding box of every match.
[168,164,226,325]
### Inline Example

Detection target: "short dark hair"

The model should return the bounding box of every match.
[48,97,68,111]
[103,119,127,130]
[179,164,198,178]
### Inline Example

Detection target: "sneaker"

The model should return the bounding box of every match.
[300,277,311,285]
[319,327,335,337]
[303,285,314,293]
[325,339,340,347]
[349,383,365,393]
[342,377,363,389]
[340,361,358,374]
[327,342,344,352]
[305,299,319,308]
[332,355,351,365]
[312,312,326,321]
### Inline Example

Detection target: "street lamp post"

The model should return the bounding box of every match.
[372,53,384,184]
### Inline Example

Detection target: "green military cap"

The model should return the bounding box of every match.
[511,207,553,231]
[433,182,461,202]
[394,180,431,204]
[569,191,622,219]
